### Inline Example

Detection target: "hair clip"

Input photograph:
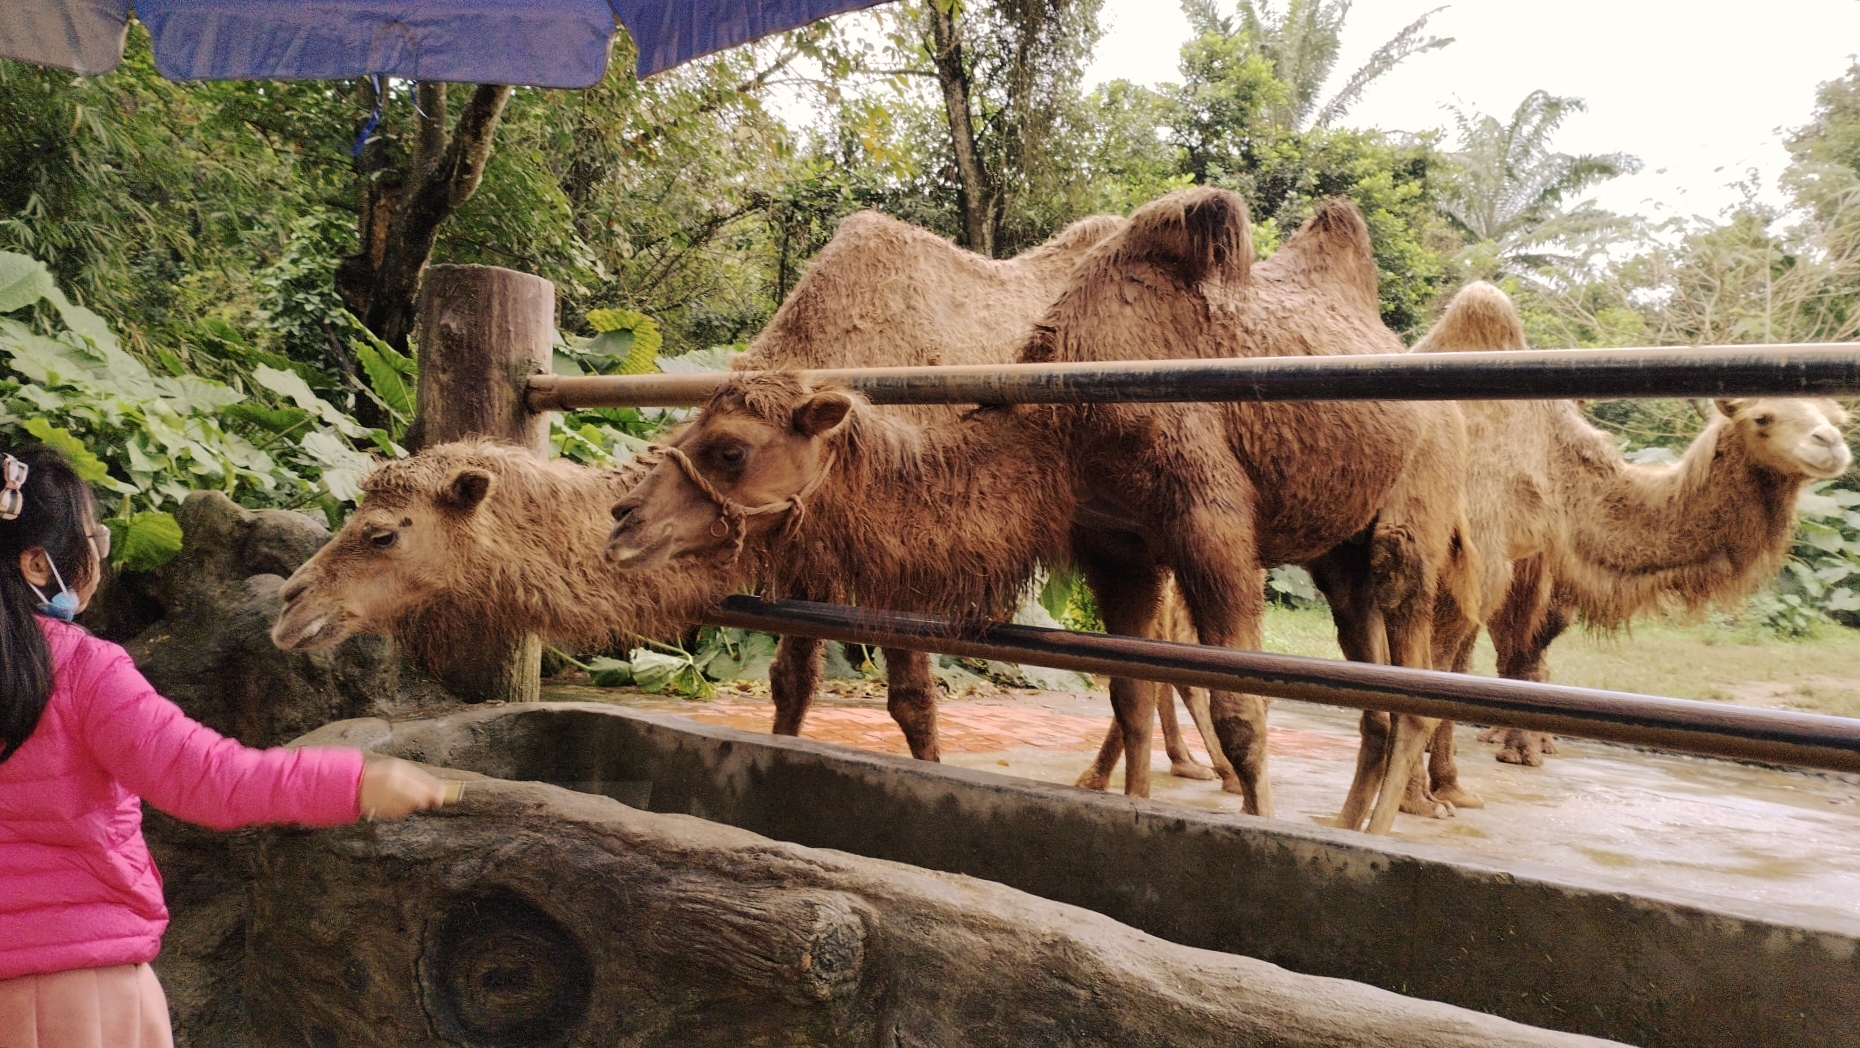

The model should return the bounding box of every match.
[0,455,26,522]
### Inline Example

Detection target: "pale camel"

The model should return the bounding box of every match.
[608,188,1479,834]
[270,440,725,664]
[1416,282,1852,777]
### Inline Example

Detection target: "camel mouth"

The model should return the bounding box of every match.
[270,603,352,651]
[605,514,680,569]
[1799,445,1853,479]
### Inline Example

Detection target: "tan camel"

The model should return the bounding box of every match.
[270,440,726,664]
[609,188,1478,834]
[1416,282,1852,777]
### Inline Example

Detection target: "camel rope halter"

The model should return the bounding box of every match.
[656,443,836,565]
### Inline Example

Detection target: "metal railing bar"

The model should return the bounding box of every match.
[705,595,1860,776]
[530,343,1860,410]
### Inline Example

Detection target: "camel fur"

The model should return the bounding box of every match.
[610,188,1479,834]
[271,440,726,668]
[1417,281,1852,770]
[724,210,1236,767]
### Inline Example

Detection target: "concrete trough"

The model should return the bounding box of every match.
[301,702,1859,1047]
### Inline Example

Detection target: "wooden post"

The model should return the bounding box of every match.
[409,264,554,703]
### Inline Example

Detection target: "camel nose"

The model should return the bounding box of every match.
[279,576,307,604]
[1814,427,1843,448]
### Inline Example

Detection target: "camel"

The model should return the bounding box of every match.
[1414,282,1852,781]
[727,209,1218,774]
[270,439,728,665]
[608,187,1479,834]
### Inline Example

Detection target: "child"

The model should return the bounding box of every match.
[0,444,452,1048]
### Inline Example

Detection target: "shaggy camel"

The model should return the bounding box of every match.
[609,188,1478,833]
[729,209,1214,775]
[1416,282,1852,777]
[270,440,728,664]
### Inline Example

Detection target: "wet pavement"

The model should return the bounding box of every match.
[547,679,1860,925]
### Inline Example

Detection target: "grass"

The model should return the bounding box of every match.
[1259,604,1860,719]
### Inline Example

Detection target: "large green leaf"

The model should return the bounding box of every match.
[0,252,57,314]
[584,656,635,687]
[354,341,416,420]
[22,418,116,487]
[108,511,185,571]
[253,365,370,438]
[695,627,777,680]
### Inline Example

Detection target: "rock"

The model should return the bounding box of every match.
[244,716,1625,1048]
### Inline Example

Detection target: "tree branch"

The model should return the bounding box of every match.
[364,83,513,350]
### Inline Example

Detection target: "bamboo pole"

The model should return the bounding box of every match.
[527,343,1860,410]
[705,596,1860,775]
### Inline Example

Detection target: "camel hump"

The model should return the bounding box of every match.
[1413,281,1529,354]
[1114,186,1253,287]
[1020,213,1129,261]
[1257,197,1379,309]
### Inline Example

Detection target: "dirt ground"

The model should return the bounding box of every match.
[548,609,1860,926]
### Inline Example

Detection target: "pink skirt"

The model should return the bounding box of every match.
[0,963,173,1048]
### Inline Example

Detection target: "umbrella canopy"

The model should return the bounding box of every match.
[1,0,891,87]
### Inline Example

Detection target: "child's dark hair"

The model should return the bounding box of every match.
[0,444,99,763]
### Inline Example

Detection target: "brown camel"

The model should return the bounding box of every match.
[1417,281,1852,774]
[727,209,1226,772]
[270,440,726,665]
[609,188,1478,834]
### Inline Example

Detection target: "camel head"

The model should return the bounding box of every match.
[271,442,520,650]
[1713,397,1852,480]
[607,373,855,571]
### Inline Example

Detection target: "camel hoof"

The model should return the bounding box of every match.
[1170,761,1219,781]
[1475,726,1505,744]
[1539,734,1560,755]
[1433,785,1484,809]
[1495,744,1544,767]
[1073,772,1112,792]
[1218,777,1249,796]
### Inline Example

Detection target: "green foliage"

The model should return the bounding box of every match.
[0,250,393,566]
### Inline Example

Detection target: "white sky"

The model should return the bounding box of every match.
[1086,0,1860,222]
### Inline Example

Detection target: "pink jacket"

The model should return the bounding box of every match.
[0,618,364,980]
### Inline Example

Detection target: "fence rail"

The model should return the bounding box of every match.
[706,595,1860,776]
[529,342,1860,410]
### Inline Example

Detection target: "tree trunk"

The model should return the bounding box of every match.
[405,264,553,703]
[361,83,513,351]
[927,1,993,257]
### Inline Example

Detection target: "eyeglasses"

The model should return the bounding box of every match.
[88,524,111,561]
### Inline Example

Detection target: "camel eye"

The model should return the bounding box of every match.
[716,445,748,466]
[369,529,398,550]
[1755,414,1774,426]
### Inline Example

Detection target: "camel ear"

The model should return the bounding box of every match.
[1715,398,1751,419]
[439,468,494,513]
[792,390,855,438]
[1134,188,1252,286]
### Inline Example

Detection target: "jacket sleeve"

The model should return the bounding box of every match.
[73,638,364,831]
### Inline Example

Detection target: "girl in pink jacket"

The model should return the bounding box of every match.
[0,444,452,1048]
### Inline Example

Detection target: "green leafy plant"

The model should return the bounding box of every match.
[0,250,394,567]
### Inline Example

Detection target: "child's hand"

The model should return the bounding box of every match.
[359,757,453,821]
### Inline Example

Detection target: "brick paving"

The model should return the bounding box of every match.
[665,694,1357,761]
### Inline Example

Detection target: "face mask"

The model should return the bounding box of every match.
[29,555,78,622]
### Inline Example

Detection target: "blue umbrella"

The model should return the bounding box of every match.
[1,0,892,87]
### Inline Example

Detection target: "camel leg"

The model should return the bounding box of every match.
[1076,713,1128,791]
[1308,541,1395,831]
[883,648,941,762]
[1170,523,1272,816]
[769,636,823,737]
[1488,556,1568,768]
[1178,686,1233,781]
[1078,555,1169,799]
[1424,589,1484,810]
[1161,686,1218,780]
[1364,520,1455,832]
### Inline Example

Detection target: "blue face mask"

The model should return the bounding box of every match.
[29,555,78,622]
